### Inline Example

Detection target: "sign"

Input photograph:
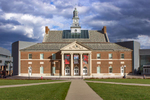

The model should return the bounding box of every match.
[74,55,79,59]
[65,55,70,64]
[83,55,88,64]
[74,55,79,64]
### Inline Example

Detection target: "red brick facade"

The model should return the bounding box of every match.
[20,50,132,76]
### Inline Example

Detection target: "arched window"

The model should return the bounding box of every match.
[65,67,70,75]
[74,66,79,75]
[83,67,87,75]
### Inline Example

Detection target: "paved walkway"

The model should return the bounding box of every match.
[0,81,71,88]
[65,80,103,100]
[85,80,150,87]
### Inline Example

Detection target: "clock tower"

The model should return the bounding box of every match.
[70,8,81,33]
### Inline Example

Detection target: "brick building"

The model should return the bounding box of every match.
[12,8,133,77]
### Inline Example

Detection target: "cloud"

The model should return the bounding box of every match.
[0,0,150,51]
[123,35,150,49]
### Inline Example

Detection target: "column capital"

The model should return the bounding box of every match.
[80,53,83,55]
[70,53,73,55]
[61,53,64,55]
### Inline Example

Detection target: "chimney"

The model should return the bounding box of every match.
[102,26,107,34]
[45,26,50,34]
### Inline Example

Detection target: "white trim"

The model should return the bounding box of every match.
[92,59,132,60]
[28,62,32,64]
[120,61,124,64]
[109,62,113,64]
[40,62,44,64]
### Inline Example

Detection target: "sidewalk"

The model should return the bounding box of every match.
[0,80,71,88]
[65,80,103,100]
[85,80,150,87]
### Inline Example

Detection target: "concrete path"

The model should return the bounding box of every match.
[0,80,71,88]
[65,80,103,100]
[85,80,150,87]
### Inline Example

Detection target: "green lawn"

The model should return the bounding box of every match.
[0,82,71,100]
[0,80,60,86]
[87,82,150,100]
[85,79,150,84]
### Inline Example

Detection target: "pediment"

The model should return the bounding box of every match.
[61,41,90,51]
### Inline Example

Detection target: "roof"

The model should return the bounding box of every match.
[20,42,132,51]
[0,47,11,56]
[43,30,107,42]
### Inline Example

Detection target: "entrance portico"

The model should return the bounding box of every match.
[60,41,92,76]
[61,51,91,76]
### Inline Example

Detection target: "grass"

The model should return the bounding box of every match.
[87,82,150,100]
[0,79,60,86]
[85,79,150,84]
[0,82,71,100]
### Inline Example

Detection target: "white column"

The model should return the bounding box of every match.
[71,53,73,76]
[80,53,83,76]
[61,53,64,76]
[88,53,92,76]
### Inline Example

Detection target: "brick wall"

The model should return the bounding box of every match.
[20,50,132,75]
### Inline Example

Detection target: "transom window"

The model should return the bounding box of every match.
[109,67,113,73]
[52,54,56,60]
[97,54,101,59]
[121,54,124,59]
[28,54,32,59]
[109,53,113,59]
[40,53,44,59]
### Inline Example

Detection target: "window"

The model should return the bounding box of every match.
[97,66,100,74]
[0,60,2,63]
[97,54,101,59]
[40,53,44,59]
[52,54,56,60]
[121,54,124,59]
[83,67,87,75]
[40,66,44,74]
[109,67,113,73]
[52,67,55,74]
[109,53,113,59]
[28,54,32,59]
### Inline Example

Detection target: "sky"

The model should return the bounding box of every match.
[0,0,150,52]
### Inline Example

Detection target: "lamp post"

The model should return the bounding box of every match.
[124,65,126,78]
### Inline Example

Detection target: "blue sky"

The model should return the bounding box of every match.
[0,0,150,52]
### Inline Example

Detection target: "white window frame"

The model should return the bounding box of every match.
[83,67,88,75]
[97,53,101,59]
[40,53,44,59]
[97,66,101,74]
[109,53,113,59]
[40,66,44,74]
[109,66,113,73]
[52,66,55,74]
[121,53,124,59]
[52,54,56,60]
[28,54,32,59]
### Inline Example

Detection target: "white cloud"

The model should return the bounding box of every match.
[124,35,150,48]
